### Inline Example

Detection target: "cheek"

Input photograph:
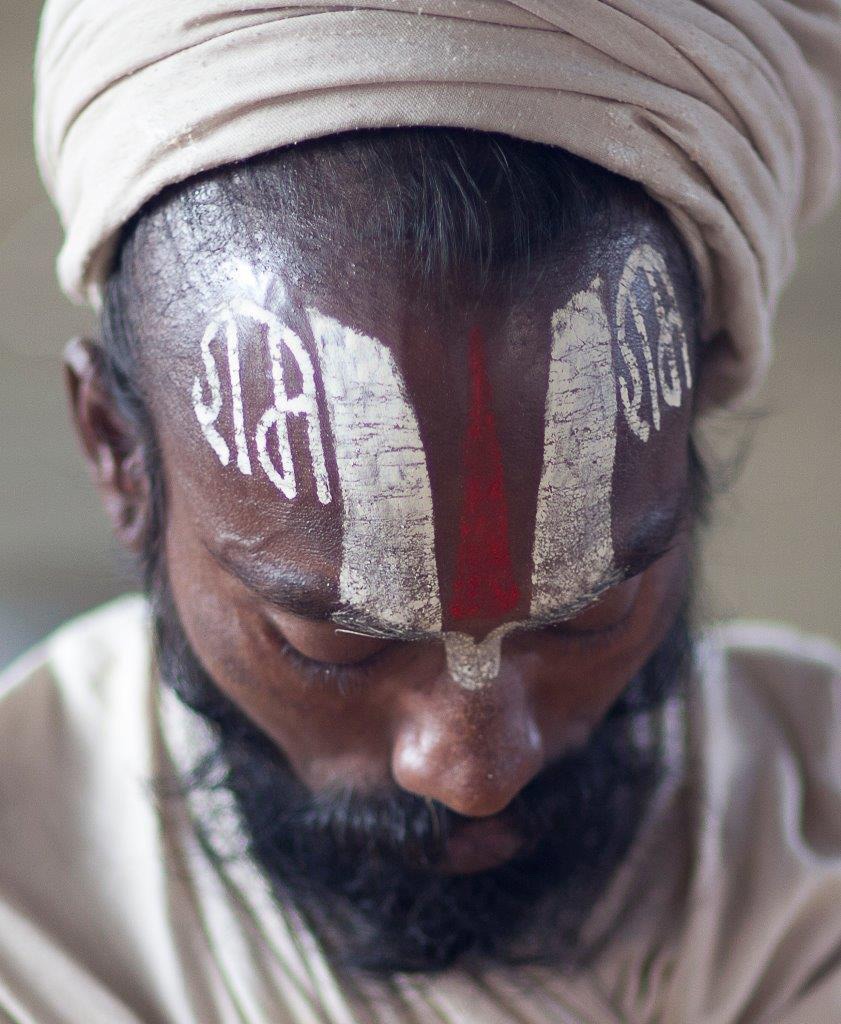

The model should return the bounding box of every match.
[164,519,249,681]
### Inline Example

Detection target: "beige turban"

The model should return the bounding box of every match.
[35,0,841,406]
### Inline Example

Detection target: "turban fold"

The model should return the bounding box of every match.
[35,0,841,406]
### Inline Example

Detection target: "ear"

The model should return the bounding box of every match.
[64,337,152,553]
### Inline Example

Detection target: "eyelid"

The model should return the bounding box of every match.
[279,640,388,692]
[267,619,394,690]
[282,636,390,671]
[615,540,677,588]
[550,601,635,642]
[546,573,644,642]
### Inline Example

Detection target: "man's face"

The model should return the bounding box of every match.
[87,170,699,968]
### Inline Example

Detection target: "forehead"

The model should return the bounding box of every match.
[141,200,696,631]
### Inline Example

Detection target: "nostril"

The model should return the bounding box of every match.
[432,755,540,818]
[391,716,543,819]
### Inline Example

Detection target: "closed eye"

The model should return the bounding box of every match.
[263,616,394,690]
[544,573,643,641]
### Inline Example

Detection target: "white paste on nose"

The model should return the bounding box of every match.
[443,624,519,691]
[531,276,618,614]
[307,309,442,633]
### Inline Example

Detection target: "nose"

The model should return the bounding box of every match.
[390,665,544,818]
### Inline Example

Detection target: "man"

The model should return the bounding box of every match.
[2,2,839,1021]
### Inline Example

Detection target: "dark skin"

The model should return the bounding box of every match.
[66,183,695,875]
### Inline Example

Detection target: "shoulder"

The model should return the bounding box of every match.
[662,621,841,1023]
[0,591,156,842]
[696,620,841,789]
[2,592,151,686]
[0,594,154,779]
[0,596,166,1024]
[700,618,841,683]
[0,593,151,704]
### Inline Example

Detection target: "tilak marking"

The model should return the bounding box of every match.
[306,308,442,635]
[190,246,691,687]
[531,275,618,615]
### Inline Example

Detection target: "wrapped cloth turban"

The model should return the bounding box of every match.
[34,0,841,406]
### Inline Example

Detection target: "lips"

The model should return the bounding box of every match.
[439,815,524,875]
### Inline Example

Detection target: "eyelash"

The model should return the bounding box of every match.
[547,605,636,649]
[276,636,387,693]
[277,600,637,693]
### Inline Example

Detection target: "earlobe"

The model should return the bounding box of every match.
[64,336,151,552]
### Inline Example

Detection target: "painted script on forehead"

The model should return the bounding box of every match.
[190,247,692,686]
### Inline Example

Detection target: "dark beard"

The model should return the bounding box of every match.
[152,570,691,975]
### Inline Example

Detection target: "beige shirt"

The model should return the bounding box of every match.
[0,595,839,1023]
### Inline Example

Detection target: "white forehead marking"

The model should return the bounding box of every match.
[223,310,253,476]
[616,243,692,442]
[229,258,274,305]
[531,275,618,616]
[307,308,442,633]
[191,246,687,689]
[192,311,254,477]
[443,624,519,691]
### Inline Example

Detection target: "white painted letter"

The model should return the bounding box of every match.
[237,299,330,504]
[616,244,692,438]
[192,319,231,467]
[223,314,253,475]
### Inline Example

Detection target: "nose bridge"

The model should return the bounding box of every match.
[391,660,543,818]
[442,623,520,691]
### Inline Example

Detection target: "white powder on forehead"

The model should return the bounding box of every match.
[531,276,618,615]
[307,308,442,633]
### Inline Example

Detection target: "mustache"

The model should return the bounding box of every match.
[163,611,689,878]
[231,697,667,865]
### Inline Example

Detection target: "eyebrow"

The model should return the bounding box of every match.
[525,490,691,629]
[205,488,691,641]
[204,545,340,622]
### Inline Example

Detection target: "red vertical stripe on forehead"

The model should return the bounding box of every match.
[449,326,520,623]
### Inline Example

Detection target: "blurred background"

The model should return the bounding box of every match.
[1,4,839,669]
